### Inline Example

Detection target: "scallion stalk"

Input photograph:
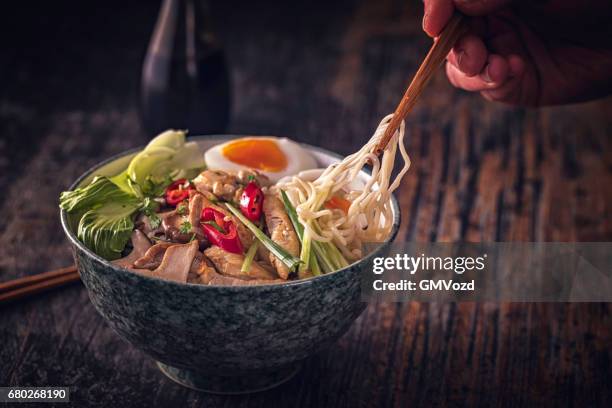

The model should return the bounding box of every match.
[281,190,304,238]
[241,241,259,273]
[281,190,329,275]
[299,229,312,274]
[309,251,322,276]
[311,220,349,269]
[225,203,302,271]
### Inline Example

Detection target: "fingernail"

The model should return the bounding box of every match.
[456,49,464,67]
[481,64,492,83]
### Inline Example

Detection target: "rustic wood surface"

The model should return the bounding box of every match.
[1,0,610,406]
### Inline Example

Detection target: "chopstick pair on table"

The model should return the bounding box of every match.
[0,14,467,307]
[0,265,80,305]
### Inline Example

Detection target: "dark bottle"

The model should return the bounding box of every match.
[141,0,230,135]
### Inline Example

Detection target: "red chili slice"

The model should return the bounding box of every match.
[239,181,264,222]
[165,178,194,206]
[200,207,243,254]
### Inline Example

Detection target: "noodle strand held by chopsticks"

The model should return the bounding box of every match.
[280,114,410,260]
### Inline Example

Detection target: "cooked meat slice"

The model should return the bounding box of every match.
[112,230,152,268]
[200,195,255,248]
[256,244,271,263]
[204,246,277,280]
[193,169,272,200]
[199,264,284,286]
[132,242,175,269]
[197,260,241,285]
[187,252,215,284]
[235,169,271,187]
[193,170,240,201]
[262,192,300,279]
[144,240,199,283]
[187,193,210,242]
[188,194,203,233]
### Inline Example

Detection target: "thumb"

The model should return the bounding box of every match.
[454,0,513,16]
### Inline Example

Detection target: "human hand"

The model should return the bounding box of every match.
[423,0,612,106]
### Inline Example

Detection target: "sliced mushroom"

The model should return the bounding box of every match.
[132,242,175,269]
[112,230,152,268]
[162,212,193,243]
[136,240,199,283]
[204,245,277,280]
[262,192,300,279]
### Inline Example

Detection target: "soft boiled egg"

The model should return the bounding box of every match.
[204,137,317,182]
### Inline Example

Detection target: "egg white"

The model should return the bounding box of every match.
[204,137,317,182]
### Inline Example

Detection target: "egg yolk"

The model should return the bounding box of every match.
[222,138,287,172]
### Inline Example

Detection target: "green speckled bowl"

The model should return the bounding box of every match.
[60,136,400,394]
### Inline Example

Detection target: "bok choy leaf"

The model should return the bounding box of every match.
[60,176,141,260]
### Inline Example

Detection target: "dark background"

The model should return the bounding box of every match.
[1,0,611,407]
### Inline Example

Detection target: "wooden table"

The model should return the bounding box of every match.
[1,0,610,406]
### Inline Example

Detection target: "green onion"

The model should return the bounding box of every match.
[309,252,322,275]
[311,241,335,273]
[280,190,304,237]
[299,230,312,274]
[281,190,324,275]
[241,241,259,273]
[311,220,349,269]
[179,220,192,234]
[225,203,302,271]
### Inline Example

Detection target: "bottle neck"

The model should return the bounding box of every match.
[147,0,220,60]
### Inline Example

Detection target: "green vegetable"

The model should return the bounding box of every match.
[60,129,206,260]
[280,190,349,274]
[309,250,322,276]
[281,190,324,275]
[77,201,139,260]
[225,203,302,272]
[60,177,141,259]
[110,130,205,197]
[179,220,192,234]
[241,242,259,273]
[176,203,188,215]
[312,221,349,269]
[141,197,162,229]
[299,231,312,274]
[60,176,136,213]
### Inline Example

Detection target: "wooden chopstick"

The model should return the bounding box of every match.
[0,265,80,305]
[375,13,467,155]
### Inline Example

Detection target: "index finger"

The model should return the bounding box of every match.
[423,0,455,37]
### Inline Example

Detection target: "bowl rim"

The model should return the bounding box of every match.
[60,135,401,290]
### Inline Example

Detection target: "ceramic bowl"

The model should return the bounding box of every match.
[60,136,400,394]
